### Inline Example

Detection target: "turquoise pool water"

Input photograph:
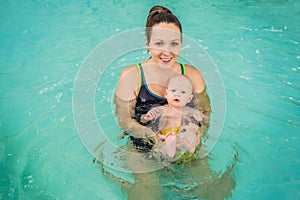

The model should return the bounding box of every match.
[1,0,299,199]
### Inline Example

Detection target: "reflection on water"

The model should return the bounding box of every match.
[94,138,237,199]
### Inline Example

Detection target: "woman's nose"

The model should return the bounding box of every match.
[161,48,171,55]
[161,45,172,54]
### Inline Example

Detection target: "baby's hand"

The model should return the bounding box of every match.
[143,107,160,121]
[192,111,208,122]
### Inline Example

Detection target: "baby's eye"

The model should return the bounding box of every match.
[171,89,176,92]
[181,91,186,94]
[182,128,186,132]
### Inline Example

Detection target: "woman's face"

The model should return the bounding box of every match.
[146,22,182,67]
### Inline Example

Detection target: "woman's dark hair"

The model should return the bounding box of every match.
[145,5,182,44]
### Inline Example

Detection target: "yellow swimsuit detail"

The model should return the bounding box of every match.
[160,126,180,135]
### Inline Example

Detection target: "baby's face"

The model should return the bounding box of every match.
[166,77,193,108]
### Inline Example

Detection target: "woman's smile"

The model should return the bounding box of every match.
[160,56,173,64]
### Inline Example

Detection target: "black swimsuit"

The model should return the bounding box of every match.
[130,63,186,152]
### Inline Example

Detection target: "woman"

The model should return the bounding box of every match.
[114,5,234,199]
[115,5,211,153]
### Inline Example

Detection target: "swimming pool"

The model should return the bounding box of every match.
[1,0,299,199]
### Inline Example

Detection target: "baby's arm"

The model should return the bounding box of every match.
[140,106,164,123]
[183,106,207,122]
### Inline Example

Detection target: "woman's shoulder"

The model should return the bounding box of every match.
[116,64,140,101]
[184,64,202,75]
[119,64,139,79]
[183,64,205,93]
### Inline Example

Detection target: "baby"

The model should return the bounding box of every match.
[140,74,206,158]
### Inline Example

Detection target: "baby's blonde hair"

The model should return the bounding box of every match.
[168,74,193,94]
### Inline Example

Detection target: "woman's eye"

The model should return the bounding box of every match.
[155,42,163,46]
[171,42,179,46]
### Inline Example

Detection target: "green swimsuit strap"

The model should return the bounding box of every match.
[136,63,142,96]
[180,63,186,75]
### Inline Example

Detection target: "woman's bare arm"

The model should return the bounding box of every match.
[185,65,212,147]
[185,65,212,114]
[114,94,156,139]
[194,90,212,115]
[114,65,157,139]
